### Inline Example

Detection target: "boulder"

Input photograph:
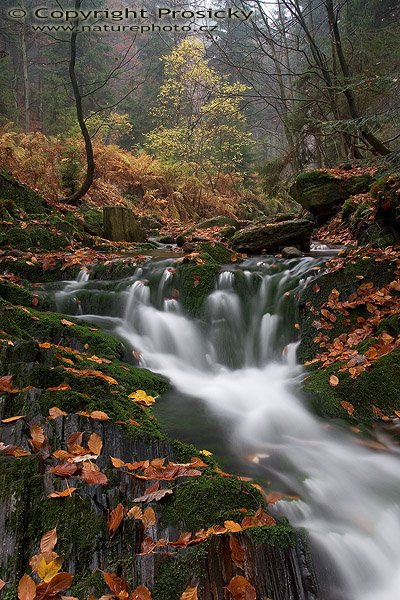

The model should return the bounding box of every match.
[231,218,313,254]
[290,170,373,224]
[281,246,304,259]
[103,206,146,242]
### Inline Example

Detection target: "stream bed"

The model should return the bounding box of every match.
[50,256,400,600]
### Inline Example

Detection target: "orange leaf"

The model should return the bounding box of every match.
[47,384,71,392]
[48,406,68,419]
[224,521,242,532]
[87,433,103,456]
[340,401,355,417]
[102,572,128,596]
[127,506,143,520]
[142,507,156,528]
[179,586,198,600]
[48,488,77,498]
[226,575,256,600]
[0,579,6,592]
[131,586,152,600]
[36,572,73,595]
[77,410,110,420]
[81,462,108,485]
[60,319,76,327]
[133,488,173,503]
[1,415,24,423]
[29,424,46,450]
[229,536,245,571]
[18,575,36,600]
[329,375,339,387]
[139,536,156,555]
[40,528,57,554]
[111,456,126,468]
[108,503,125,537]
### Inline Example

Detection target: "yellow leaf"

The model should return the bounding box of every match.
[199,449,212,457]
[224,520,242,532]
[37,557,62,582]
[129,390,156,406]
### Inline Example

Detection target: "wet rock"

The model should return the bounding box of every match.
[282,247,304,259]
[182,241,196,253]
[158,235,176,244]
[231,218,313,254]
[290,171,373,224]
[103,206,146,243]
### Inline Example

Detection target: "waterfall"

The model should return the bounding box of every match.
[56,257,400,600]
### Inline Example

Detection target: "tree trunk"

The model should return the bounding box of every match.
[21,1,30,132]
[103,206,146,242]
[62,0,95,206]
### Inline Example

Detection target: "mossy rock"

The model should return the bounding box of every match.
[290,170,373,224]
[0,224,69,251]
[176,263,220,317]
[303,347,400,423]
[161,475,262,531]
[82,208,104,237]
[0,170,46,214]
[298,256,397,363]
[196,216,240,229]
[197,242,233,265]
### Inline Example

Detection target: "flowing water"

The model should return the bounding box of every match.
[54,257,400,600]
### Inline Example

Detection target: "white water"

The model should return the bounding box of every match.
[57,259,400,600]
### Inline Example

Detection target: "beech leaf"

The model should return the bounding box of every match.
[131,585,152,600]
[179,586,198,600]
[17,574,36,600]
[108,503,125,537]
[40,528,57,554]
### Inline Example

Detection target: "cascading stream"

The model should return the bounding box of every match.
[55,257,400,600]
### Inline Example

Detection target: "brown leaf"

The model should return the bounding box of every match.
[139,536,156,555]
[329,375,339,387]
[102,572,128,596]
[17,574,36,600]
[142,507,156,528]
[49,462,79,478]
[63,367,118,385]
[340,401,355,417]
[66,432,83,453]
[48,488,77,498]
[36,572,73,595]
[47,384,71,392]
[229,536,245,570]
[81,462,108,485]
[87,433,103,456]
[133,488,173,503]
[60,319,76,327]
[1,415,25,423]
[226,575,256,600]
[108,503,125,537]
[169,532,192,547]
[48,406,68,419]
[131,585,152,600]
[0,579,6,592]
[110,456,126,468]
[76,410,110,420]
[30,424,46,450]
[127,506,143,520]
[179,586,198,600]
[40,528,58,554]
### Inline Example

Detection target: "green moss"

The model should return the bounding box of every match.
[0,170,46,214]
[247,523,297,548]
[153,543,209,600]
[161,475,262,531]
[176,263,220,317]
[197,242,233,265]
[0,280,36,307]
[0,224,70,251]
[304,347,400,423]
[0,258,82,283]
[70,572,105,599]
[0,301,123,358]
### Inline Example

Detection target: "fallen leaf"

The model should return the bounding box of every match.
[340,401,355,417]
[139,536,156,555]
[0,579,6,592]
[108,503,125,537]
[60,319,76,327]
[29,424,46,450]
[128,389,156,406]
[1,415,25,423]
[76,410,110,420]
[226,575,256,600]
[329,375,339,387]
[48,406,68,419]
[87,433,103,456]
[36,572,73,595]
[229,536,245,570]
[180,586,198,600]
[142,507,156,528]
[48,488,77,498]
[133,488,173,503]
[224,521,242,533]
[81,462,108,485]
[102,572,128,596]
[17,574,36,600]
[110,456,126,468]
[40,528,58,554]
[131,585,152,600]
[37,557,62,583]
[127,506,143,520]
[47,384,71,392]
